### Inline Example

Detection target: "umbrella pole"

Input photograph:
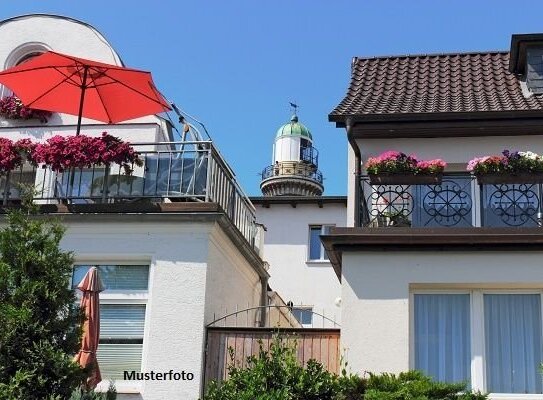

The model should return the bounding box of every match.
[75,66,89,136]
[69,67,89,201]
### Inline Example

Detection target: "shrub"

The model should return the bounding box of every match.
[70,382,117,400]
[0,189,86,399]
[201,335,486,400]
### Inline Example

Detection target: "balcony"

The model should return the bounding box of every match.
[0,141,259,249]
[359,174,543,228]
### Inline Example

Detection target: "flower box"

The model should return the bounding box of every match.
[369,173,443,185]
[475,172,543,185]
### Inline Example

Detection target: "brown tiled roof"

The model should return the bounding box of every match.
[329,51,543,122]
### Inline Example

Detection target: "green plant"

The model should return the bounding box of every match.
[70,382,117,400]
[0,188,86,399]
[202,335,487,400]
[202,335,362,400]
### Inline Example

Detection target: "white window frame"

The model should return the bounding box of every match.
[307,224,334,262]
[410,289,543,398]
[73,263,150,394]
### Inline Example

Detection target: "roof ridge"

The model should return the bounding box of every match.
[354,50,509,62]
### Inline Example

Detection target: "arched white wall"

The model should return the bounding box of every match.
[0,14,165,130]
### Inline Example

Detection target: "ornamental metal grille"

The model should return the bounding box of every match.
[359,175,543,228]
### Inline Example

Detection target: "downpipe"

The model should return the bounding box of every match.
[346,119,361,227]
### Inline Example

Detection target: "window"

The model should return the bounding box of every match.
[15,51,43,66]
[72,264,149,381]
[484,294,542,393]
[413,291,543,394]
[414,294,471,384]
[308,225,333,261]
[292,307,313,326]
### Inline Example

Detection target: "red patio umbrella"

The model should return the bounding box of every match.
[0,51,171,135]
[74,266,105,389]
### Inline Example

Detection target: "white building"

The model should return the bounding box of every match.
[324,35,543,397]
[0,14,268,400]
[252,114,346,327]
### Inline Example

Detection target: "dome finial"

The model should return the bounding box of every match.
[289,101,299,122]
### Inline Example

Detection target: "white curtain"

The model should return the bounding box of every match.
[484,294,543,394]
[415,294,471,384]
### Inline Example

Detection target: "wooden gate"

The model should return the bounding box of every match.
[203,327,341,388]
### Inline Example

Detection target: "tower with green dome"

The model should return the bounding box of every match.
[260,112,324,196]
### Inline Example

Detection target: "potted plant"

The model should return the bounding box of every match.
[33,132,142,174]
[365,151,446,185]
[467,150,543,184]
[0,95,52,123]
[381,210,411,227]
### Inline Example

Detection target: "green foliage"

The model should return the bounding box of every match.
[70,382,117,400]
[202,335,487,400]
[0,190,85,399]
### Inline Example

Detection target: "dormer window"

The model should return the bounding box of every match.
[509,33,543,94]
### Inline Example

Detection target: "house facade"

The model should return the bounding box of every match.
[0,14,268,400]
[324,34,543,397]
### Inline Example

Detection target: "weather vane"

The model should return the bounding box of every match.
[289,101,299,115]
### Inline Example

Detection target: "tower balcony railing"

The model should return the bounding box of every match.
[261,163,323,184]
[359,174,543,228]
[300,146,319,166]
[0,141,259,250]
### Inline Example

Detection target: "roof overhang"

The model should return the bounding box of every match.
[321,227,543,280]
[329,111,543,138]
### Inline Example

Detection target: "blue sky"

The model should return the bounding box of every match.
[1,1,543,195]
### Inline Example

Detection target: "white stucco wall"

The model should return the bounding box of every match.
[62,220,211,400]
[341,251,543,376]
[0,14,167,132]
[205,225,263,327]
[255,202,346,326]
[58,217,263,400]
[0,122,169,144]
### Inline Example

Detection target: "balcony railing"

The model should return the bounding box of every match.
[300,146,319,166]
[359,174,543,228]
[261,163,323,184]
[0,141,259,249]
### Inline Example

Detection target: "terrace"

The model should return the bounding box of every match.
[0,137,260,251]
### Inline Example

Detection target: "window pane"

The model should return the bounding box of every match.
[414,294,471,384]
[97,343,143,381]
[309,227,322,260]
[72,265,149,290]
[100,304,146,339]
[98,304,146,381]
[484,294,542,394]
[292,308,313,325]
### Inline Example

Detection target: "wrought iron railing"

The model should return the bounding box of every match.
[207,304,340,329]
[300,145,319,166]
[0,141,259,248]
[359,174,543,228]
[261,163,323,184]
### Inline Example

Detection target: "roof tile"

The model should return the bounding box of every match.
[330,52,543,119]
